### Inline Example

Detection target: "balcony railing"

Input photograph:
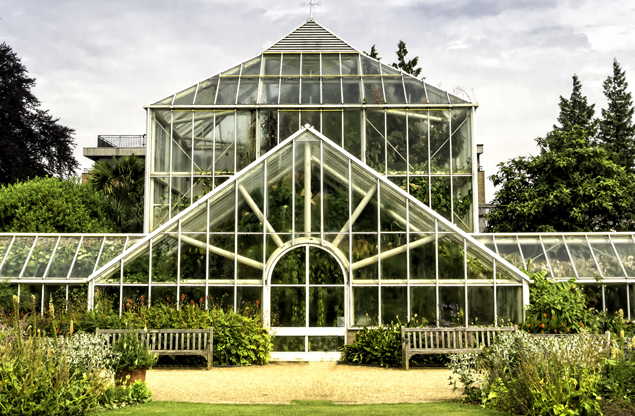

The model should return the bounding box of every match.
[97,135,146,148]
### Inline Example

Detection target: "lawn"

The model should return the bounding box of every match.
[107,400,505,415]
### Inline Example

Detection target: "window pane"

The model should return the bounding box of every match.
[365,109,385,173]
[342,77,361,103]
[381,286,407,324]
[340,53,359,75]
[194,77,218,105]
[468,286,494,325]
[409,233,435,280]
[343,109,362,159]
[271,287,305,327]
[497,286,523,325]
[380,234,407,280]
[439,286,465,326]
[353,286,378,325]
[605,284,627,315]
[279,78,299,104]
[322,78,341,104]
[237,77,259,105]
[23,237,57,278]
[301,54,320,76]
[281,54,301,76]
[404,78,427,104]
[263,54,281,76]
[430,110,450,173]
[322,54,340,75]
[363,77,384,104]
[215,78,238,105]
[259,78,280,104]
[322,110,342,145]
[272,247,305,284]
[410,286,435,325]
[383,77,406,104]
[301,78,320,104]
[309,288,344,327]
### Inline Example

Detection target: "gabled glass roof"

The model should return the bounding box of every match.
[150,20,470,106]
[89,126,526,285]
[474,233,635,282]
[0,234,143,283]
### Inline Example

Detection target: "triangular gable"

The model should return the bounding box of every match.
[89,125,527,286]
[265,18,357,53]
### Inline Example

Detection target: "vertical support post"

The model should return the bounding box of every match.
[304,141,311,237]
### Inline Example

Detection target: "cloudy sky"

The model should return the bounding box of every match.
[2,0,634,201]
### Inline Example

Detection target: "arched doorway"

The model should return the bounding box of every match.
[267,244,347,359]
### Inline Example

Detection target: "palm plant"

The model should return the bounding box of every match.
[89,155,145,233]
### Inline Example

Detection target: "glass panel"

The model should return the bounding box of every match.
[272,247,305,284]
[293,141,321,235]
[301,54,320,76]
[438,233,464,280]
[237,77,259,105]
[309,288,344,327]
[259,109,278,154]
[308,336,344,352]
[380,185,406,232]
[171,176,192,216]
[309,247,343,284]
[365,109,385,173]
[281,54,301,76]
[342,77,362,103]
[122,286,148,308]
[122,244,150,284]
[468,286,494,325]
[179,287,207,306]
[363,77,384,104]
[426,84,449,104]
[322,145,349,232]
[237,235,263,280]
[208,286,234,309]
[409,233,435,280]
[612,236,635,277]
[383,77,406,104]
[236,111,257,171]
[381,64,401,76]
[180,234,207,282]
[494,236,523,268]
[351,165,377,232]
[410,286,435,325]
[237,165,264,233]
[126,237,143,249]
[271,287,305,327]
[353,286,378,325]
[408,110,429,175]
[518,237,550,275]
[322,110,342,144]
[322,78,341,104]
[352,234,378,280]
[96,237,127,269]
[542,236,575,278]
[266,145,293,232]
[214,111,235,175]
[564,236,600,279]
[173,85,196,106]
[69,237,103,278]
[589,236,625,277]
[279,110,299,139]
[192,111,214,174]
[221,64,241,76]
[467,245,493,280]
[452,109,472,174]
[360,55,380,75]
[322,54,340,75]
[152,110,171,173]
[172,111,192,174]
[431,176,451,221]
[340,53,359,75]
[23,237,57,278]
[404,78,428,104]
[259,78,279,104]
[263,54,281,76]
[604,284,627,315]
[208,184,235,233]
[343,109,362,159]
[215,78,238,105]
[386,110,407,175]
[236,286,262,310]
[0,236,12,265]
[152,177,169,229]
[0,237,36,277]
[439,286,465,326]
[381,286,407,324]
[497,286,523,325]
[430,109,450,173]
[301,78,320,104]
[408,205,435,232]
[581,284,603,310]
[273,337,305,352]
[154,94,173,105]
[208,234,234,280]
[46,238,80,279]
[194,76,218,105]
[151,286,176,306]
[241,56,261,76]
[475,235,497,253]
[43,284,65,309]
[453,176,473,232]
[19,284,42,311]
[300,110,320,130]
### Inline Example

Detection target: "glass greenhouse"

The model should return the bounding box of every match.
[1,18,628,358]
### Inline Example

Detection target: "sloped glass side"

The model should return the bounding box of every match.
[23,237,57,278]
[0,237,35,278]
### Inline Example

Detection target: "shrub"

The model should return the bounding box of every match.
[111,332,158,374]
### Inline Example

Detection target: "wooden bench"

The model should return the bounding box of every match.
[401,326,517,370]
[96,328,214,370]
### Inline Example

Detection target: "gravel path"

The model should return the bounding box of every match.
[146,363,459,404]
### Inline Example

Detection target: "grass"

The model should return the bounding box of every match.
[106,400,505,415]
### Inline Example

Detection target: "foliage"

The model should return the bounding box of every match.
[485,126,635,232]
[0,176,119,233]
[392,40,422,77]
[89,155,145,233]
[101,380,153,410]
[64,332,121,374]
[111,332,158,373]
[448,331,609,415]
[554,74,596,134]
[340,318,429,368]
[363,45,381,60]
[0,42,78,186]
[599,59,635,172]
[522,269,591,334]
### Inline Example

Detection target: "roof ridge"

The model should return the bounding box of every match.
[265,18,357,53]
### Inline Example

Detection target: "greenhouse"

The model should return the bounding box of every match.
[0,18,630,358]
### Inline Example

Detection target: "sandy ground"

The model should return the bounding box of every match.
[146,362,459,404]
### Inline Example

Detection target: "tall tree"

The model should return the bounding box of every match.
[392,40,422,77]
[485,127,635,232]
[0,42,78,185]
[89,155,145,233]
[364,45,381,61]
[598,59,635,171]
[554,74,595,133]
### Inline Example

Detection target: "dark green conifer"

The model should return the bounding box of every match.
[554,74,595,134]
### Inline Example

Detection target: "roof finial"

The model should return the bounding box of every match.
[301,0,321,19]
